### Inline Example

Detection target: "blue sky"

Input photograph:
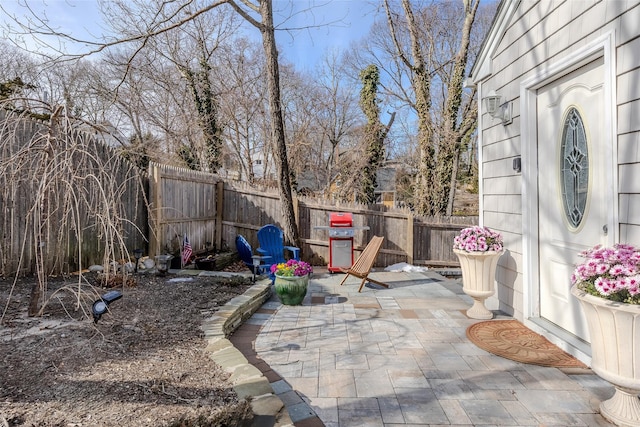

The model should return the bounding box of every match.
[273,0,377,70]
[1,0,377,69]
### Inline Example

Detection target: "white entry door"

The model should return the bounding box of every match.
[536,57,613,341]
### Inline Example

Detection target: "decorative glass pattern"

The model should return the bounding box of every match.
[560,108,588,228]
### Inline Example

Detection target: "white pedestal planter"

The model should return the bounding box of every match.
[571,285,640,427]
[453,249,503,319]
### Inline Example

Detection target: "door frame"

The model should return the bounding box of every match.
[519,31,617,362]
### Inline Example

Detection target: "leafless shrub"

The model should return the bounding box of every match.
[0,101,147,318]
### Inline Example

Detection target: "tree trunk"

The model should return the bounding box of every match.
[259,0,299,246]
[436,0,480,216]
[400,0,434,215]
[357,65,384,205]
[447,148,460,216]
[385,0,480,216]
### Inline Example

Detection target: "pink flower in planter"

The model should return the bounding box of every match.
[453,226,503,253]
[572,243,640,304]
[271,259,313,277]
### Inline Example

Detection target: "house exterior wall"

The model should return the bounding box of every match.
[618,31,640,242]
[474,0,640,320]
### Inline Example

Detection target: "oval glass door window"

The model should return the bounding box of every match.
[560,107,589,229]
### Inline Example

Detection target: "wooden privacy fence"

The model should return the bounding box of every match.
[148,162,223,258]
[300,201,477,268]
[153,175,477,267]
[0,112,148,276]
[1,128,478,276]
[222,181,478,268]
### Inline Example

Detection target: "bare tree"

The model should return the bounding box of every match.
[384,0,434,215]
[345,0,486,215]
[0,41,37,80]
[6,0,304,245]
[312,50,360,194]
[96,0,301,245]
[399,0,483,215]
[217,37,271,182]
[95,0,242,173]
[280,64,318,191]
[226,0,299,246]
[0,106,147,317]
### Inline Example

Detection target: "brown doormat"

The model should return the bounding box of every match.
[466,320,588,368]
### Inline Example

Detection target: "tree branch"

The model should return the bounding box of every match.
[1,0,229,60]
[227,0,262,29]
[383,0,413,70]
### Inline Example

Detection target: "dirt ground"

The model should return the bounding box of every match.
[0,263,256,427]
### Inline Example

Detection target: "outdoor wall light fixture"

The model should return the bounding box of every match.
[483,90,513,125]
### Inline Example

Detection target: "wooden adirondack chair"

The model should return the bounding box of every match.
[339,236,388,292]
[235,235,270,274]
[256,224,300,266]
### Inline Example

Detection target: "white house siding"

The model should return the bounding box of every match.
[618,25,640,243]
[472,0,640,321]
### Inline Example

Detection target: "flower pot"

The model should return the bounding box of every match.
[571,285,640,427]
[453,249,503,319]
[274,274,309,305]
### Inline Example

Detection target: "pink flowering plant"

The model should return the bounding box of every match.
[453,226,504,252]
[271,259,313,277]
[571,243,640,305]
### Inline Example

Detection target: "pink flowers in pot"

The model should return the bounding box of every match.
[453,226,504,252]
[271,259,313,277]
[571,243,640,304]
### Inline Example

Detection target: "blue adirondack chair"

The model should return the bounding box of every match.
[235,235,270,274]
[256,225,300,270]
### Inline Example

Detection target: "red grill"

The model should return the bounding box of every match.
[316,212,369,272]
[329,212,353,272]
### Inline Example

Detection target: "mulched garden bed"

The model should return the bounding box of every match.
[0,265,255,427]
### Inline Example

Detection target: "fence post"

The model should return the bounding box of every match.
[406,212,414,264]
[215,181,224,251]
[148,163,161,257]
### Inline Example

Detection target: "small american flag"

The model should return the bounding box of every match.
[182,234,192,266]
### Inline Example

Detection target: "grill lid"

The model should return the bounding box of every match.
[329,212,353,227]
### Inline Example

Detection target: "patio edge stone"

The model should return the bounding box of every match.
[200,276,294,426]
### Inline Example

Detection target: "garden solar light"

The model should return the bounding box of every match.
[154,254,173,276]
[133,248,143,272]
[251,255,264,282]
[92,290,123,323]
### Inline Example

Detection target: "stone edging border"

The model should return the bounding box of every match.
[200,278,294,426]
